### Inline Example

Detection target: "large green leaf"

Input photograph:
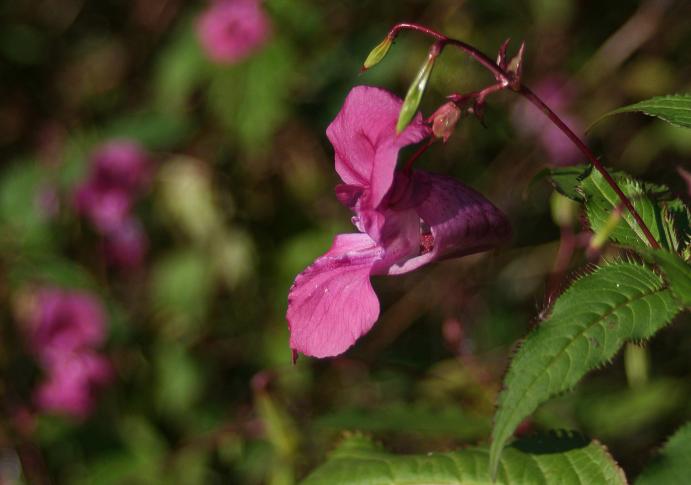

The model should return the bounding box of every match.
[301,432,626,485]
[636,422,691,485]
[595,94,691,129]
[490,261,682,477]
[579,169,684,251]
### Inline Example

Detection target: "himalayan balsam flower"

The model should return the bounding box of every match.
[287,86,510,358]
[74,139,151,269]
[34,351,111,419]
[26,288,111,419]
[197,0,271,64]
[75,139,150,232]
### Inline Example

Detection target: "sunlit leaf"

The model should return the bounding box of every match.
[302,432,626,485]
[490,261,682,476]
[594,94,691,129]
[637,422,691,485]
[580,169,685,251]
[640,249,691,306]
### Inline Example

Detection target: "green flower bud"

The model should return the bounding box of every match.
[397,53,436,134]
[362,37,393,71]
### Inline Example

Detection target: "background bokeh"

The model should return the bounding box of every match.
[1,0,690,483]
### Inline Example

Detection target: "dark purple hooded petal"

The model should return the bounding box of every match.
[326,86,429,209]
[287,233,384,358]
[387,171,511,275]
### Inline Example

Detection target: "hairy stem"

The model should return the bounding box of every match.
[388,23,660,249]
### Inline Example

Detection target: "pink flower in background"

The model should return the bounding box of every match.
[74,139,150,231]
[34,351,111,419]
[74,139,151,268]
[512,78,584,165]
[197,0,271,64]
[24,288,111,419]
[287,86,510,358]
[27,289,106,361]
[90,139,151,193]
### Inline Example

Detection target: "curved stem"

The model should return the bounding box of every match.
[519,86,659,248]
[388,23,661,249]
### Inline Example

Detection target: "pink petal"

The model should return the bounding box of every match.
[35,351,111,419]
[196,0,271,64]
[387,171,511,274]
[326,86,429,208]
[30,289,107,360]
[287,233,383,358]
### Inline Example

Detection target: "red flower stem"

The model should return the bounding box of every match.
[403,137,435,174]
[518,86,659,249]
[387,23,661,249]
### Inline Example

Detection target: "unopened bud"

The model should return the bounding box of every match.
[362,36,393,71]
[397,52,436,134]
[507,42,525,87]
[496,38,511,70]
[431,102,461,142]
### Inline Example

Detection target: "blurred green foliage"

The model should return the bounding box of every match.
[0,0,689,483]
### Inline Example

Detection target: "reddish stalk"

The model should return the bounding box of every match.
[386,23,660,249]
[403,137,435,174]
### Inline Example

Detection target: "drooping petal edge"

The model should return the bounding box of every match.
[287,233,383,358]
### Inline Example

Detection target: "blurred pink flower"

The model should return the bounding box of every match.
[34,351,111,420]
[24,288,111,419]
[75,185,132,233]
[196,0,271,64]
[90,139,151,193]
[287,86,510,358]
[103,218,148,269]
[74,139,151,269]
[27,288,106,362]
[512,78,584,166]
[74,140,150,230]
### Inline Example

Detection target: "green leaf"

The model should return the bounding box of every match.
[580,169,684,251]
[301,432,626,485]
[104,112,191,150]
[547,165,592,201]
[594,94,691,129]
[641,249,691,306]
[636,422,691,485]
[489,261,682,477]
[207,41,295,155]
[153,18,209,115]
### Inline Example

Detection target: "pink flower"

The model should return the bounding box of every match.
[73,139,151,269]
[34,351,111,419]
[196,0,271,64]
[23,288,111,419]
[27,289,106,363]
[74,139,150,232]
[287,86,510,358]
